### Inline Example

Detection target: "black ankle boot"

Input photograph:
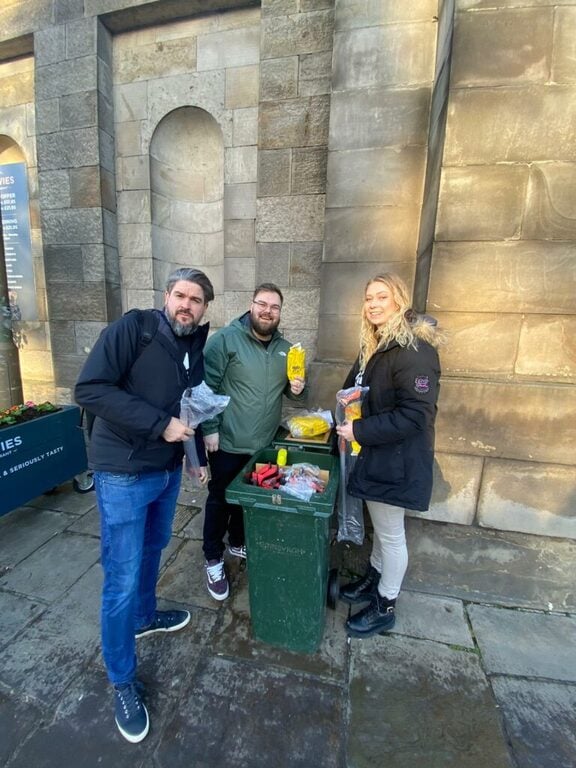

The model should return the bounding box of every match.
[346,593,396,638]
[339,565,380,605]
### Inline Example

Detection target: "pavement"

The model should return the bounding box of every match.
[1,477,575,768]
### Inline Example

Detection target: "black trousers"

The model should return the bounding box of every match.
[202,449,251,561]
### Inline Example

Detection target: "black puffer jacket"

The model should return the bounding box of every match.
[75,309,208,473]
[345,322,441,512]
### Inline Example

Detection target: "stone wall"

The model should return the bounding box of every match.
[429,0,576,538]
[112,7,261,329]
[0,0,574,539]
[256,0,335,361]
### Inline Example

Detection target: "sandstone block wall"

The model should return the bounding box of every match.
[317,0,437,363]
[256,1,335,360]
[0,0,574,539]
[428,0,576,538]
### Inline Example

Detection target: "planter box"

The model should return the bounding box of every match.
[0,405,88,517]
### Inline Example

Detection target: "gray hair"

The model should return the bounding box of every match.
[165,268,214,303]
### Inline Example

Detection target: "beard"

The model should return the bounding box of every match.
[250,313,280,338]
[165,310,198,337]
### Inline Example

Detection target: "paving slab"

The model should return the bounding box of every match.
[467,603,576,681]
[66,505,100,536]
[177,482,208,512]
[27,482,98,516]
[2,481,574,767]
[0,530,100,602]
[0,689,45,767]
[0,507,77,570]
[180,505,204,539]
[134,603,219,695]
[171,503,196,534]
[491,677,576,768]
[159,534,184,570]
[212,565,350,682]
[0,590,46,649]
[4,666,153,768]
[0,564,101,704]
[348,634,513,768]
[157,538,244,611]
[392,590,474,648]
[157,654,344,768]
[404,518,576,611]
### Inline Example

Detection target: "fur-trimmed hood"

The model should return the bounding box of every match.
[405,309,445,349]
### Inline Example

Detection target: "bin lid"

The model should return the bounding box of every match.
[272,426,335,454]
[225,447,340,517]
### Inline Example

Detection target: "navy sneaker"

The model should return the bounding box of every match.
[135,609,191,639]
[114,681,149,743]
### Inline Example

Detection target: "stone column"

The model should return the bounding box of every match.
[312,0,439,402]
[256,0,335,359]
[35,15,118,401]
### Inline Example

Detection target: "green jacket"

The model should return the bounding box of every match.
[203,313,304,454]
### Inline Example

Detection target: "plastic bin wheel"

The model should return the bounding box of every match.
[73,471,95,494]
[327,568,340,609]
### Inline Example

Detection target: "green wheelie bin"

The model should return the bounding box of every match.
[225,447,340,653]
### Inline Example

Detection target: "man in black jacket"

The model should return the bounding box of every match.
[75,268,214,744]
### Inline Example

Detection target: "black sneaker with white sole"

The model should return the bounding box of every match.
[135,609,191,639]
[227,544,247,559]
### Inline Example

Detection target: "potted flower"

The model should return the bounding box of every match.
[0,401,61,429]
[0,401,88,517]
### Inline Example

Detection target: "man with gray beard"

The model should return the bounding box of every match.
[75,268,213,744]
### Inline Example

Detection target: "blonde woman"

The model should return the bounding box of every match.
[335,273,443,638]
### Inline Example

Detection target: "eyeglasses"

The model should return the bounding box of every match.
[252,299,281,313]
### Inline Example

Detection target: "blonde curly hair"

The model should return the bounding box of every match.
[358,273,417,371]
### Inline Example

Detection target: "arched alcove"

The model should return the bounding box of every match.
[0,135,24,164]
[149,107,224,300]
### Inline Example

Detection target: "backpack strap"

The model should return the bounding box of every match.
[133,309,160,354]
[84,309,160,438]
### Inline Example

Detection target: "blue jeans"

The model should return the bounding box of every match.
[95,467,182,685]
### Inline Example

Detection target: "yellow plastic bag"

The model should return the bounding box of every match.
[287,413,331,438]
[345,400,362,455]
[287,343,306,381]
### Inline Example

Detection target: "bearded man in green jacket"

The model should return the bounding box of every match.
[201,283,306,600]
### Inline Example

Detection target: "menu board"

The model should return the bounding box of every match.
[0,162,37,321]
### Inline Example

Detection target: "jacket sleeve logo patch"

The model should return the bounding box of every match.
[414,375,430,394]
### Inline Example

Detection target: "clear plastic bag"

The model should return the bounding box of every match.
[335,386,368,456]
[285,409,333,438]
[336,450,365,545]
[179,381,230,487]
[335,386,369,545]
[280,462,326,501]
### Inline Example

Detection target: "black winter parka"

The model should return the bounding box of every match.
[345,335,441,512]
[75,309,208,474]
